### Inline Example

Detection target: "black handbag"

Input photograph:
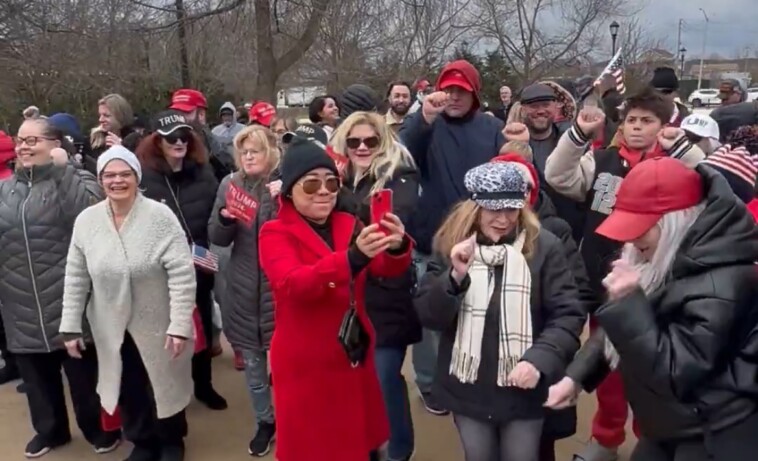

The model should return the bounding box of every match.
[337,280,370,367]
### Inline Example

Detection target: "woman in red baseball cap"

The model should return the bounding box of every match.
[546,157,758,461]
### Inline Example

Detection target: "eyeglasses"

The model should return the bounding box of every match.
[162,129,191,145]
[14,136,55,146]
[298,177,340,195]
[101,171,134,181]
[346,136,380,149]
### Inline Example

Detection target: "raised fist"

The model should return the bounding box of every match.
[576,107,606,138]
[657,127,685,151]
[504,122,530,142]
[422,91,449,124]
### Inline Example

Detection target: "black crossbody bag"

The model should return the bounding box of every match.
[337,279,370,367]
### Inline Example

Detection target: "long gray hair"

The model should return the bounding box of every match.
[604,202,706,368]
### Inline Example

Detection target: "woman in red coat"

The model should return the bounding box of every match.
[259,136,413,461]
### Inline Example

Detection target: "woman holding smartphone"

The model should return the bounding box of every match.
[330,112,420,461]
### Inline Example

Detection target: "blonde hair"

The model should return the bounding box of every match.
[433,200,541,261]
[330,111,415,195]
[232,125,280,175]
[90,94,134,148]
[501,140,533,163]
[506,102,525,124]
[23,106,41,120]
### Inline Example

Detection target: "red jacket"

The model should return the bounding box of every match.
[0,131,14,180]
[259,200,413,461]
[747,199,758,222]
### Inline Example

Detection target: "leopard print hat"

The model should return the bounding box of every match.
[464,162,527,211]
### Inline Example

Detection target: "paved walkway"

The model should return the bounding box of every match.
[0,348,635,461]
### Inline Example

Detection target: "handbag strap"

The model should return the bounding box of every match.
[164,176,194,245]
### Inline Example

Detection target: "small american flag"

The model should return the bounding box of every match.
[595,48,626,95]
[192,244,219,273]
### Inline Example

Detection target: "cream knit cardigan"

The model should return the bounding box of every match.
[60,194,197,418]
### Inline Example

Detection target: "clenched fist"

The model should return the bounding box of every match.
[422,91,449,124]
[658,127,685,151]
[504,122,530,142]
[576,107,606,138]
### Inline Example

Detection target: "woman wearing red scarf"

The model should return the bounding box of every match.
[543,88,705,461]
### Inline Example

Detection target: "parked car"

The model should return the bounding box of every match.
[689,89,721,107]
[747,87,758,102]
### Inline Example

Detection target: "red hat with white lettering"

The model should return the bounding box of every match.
[170,89,208,113]
[595,157,703,242]
[248,102,276,128]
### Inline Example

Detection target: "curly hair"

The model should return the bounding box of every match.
[621,87,673,124]
[135,131,207,171]
[726,125,758,156]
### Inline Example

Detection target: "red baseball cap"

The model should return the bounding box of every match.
[170,89,208,112]
[595,157,703,242]
[248,102,276,128]
[438,70,474,92]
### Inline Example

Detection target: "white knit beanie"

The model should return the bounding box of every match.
[97,145,142,182]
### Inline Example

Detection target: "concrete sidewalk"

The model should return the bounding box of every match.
[0,349,635,461]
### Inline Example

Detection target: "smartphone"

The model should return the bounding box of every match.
[370,189,393,234]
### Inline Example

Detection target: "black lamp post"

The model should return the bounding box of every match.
[610,21,620,55]
[679,47,687,78]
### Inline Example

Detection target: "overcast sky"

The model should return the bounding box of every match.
[640,0,757,58]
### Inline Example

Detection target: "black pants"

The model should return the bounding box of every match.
[15,348,104,444]
[538,437,556,461]
[0,310,15,369]
[632,411,758,461]
[192,271,215,392]
[120,333,187,447]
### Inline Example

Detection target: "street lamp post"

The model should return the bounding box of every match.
[610,21,620,56]
[679,47,687,78]
[697,8,709,90]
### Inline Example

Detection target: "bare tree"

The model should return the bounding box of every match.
[475,0,635,83]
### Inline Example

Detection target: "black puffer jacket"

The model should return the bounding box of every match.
[415,230,585,423]
[0,164,103,353]
[140,159,219,249]
[568,165,758,441]
[208,172,277,350]
[534,190,592,439]
[347,164,422,348]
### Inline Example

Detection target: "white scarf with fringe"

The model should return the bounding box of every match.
[450,232,533,386]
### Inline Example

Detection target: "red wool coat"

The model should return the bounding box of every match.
[259,200,413,461]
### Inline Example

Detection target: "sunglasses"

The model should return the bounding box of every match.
[346,136,380,149]
[162,128,191,145]
[298,177,340,195]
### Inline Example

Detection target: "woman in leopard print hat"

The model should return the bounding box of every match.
[414,162,585,461]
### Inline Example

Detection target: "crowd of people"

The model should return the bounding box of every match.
[1,59,758,461]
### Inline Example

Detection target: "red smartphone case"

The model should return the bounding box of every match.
[370,189,393,233]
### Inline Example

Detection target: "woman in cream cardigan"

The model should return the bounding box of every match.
[60,146,197,461]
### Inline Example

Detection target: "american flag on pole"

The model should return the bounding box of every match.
[192,244,219,273]
[594,48,626,94]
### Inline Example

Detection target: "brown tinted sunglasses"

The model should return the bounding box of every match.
[346,136,380,149]
[298,177,341,194]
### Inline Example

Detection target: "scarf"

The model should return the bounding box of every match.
[618,140,665,169]
[450,231,532,386]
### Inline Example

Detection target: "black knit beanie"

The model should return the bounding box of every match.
[339,84,380,118]
[650,67,679,91]
[280,136,339,196]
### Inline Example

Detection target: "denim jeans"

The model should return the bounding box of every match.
[241,349,274,424]
[411,251,439,394]
[374,347,414,460]
[453,413,543,461]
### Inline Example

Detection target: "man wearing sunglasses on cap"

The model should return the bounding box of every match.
[649,67,689,127]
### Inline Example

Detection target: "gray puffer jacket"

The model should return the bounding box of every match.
[208,172,277,350]
[0,163,103,353]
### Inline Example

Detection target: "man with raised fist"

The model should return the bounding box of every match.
[399,59,505,417]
